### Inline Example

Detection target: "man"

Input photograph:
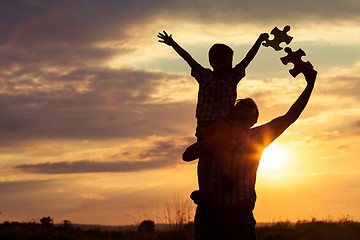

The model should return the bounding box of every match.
[183,67,317,240]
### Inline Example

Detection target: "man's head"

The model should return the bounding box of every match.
[229,98,259,128]
[209,43,233,74]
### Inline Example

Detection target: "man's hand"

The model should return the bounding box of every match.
[157,31,175,46]
[259,33,269,42]
[303,66,317,86]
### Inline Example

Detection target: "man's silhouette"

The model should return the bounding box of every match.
[183,67,317,240]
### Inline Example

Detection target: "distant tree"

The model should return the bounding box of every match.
[63,219,72,227]
[138,220,155,233]
[40,216,54,227]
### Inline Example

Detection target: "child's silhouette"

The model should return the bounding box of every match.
[158,30,269,190]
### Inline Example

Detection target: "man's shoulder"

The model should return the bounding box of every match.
[247,124,270,140]
[248,118,286,146]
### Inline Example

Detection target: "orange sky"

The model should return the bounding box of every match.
[0,0,359,225]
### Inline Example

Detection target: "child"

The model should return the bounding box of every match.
[158,31,268,189]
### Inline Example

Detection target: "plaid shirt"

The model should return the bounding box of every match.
[191,63,245,121]
[199,120,284,207]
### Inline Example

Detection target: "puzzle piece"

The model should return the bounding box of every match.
[280,47,313,77]
[263,25,293,51]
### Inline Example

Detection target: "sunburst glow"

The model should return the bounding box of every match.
[259,144,287,172]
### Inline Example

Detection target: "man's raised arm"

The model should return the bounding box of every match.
[282,67,317,123]
[157,31,198,69]
[264,67,317,142]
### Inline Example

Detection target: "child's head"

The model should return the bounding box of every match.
[209,44,234,73]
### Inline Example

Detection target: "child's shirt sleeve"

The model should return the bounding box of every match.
[191,63,212,84]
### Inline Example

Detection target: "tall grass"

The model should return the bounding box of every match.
[163,195,195,229]
[135,194,195,229]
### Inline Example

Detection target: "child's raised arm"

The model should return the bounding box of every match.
[157,31,199,69]
[237,33,269,69]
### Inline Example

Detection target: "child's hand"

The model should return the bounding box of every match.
[157,31,175,46]
[259,33,269,42]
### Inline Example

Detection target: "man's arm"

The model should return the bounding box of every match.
[157,31,199,69]
[237,33,269,69]
[263,67,317,143]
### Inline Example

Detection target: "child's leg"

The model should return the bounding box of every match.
[182,121,213,161]
[183,142,201,161]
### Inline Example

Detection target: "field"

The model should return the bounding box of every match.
[1,218,360,240]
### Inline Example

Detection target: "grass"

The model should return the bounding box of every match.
[1,218,360,240]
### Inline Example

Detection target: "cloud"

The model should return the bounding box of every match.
[0,1,141,45]
[0,66,196,145]
[14,159,173,174]
[1,0,359,47]
[316,63,360,101]
[356,120,360,127]
[337,144,349,149]
[138,137,194,159]
[1,2,203,144]
[0,179,53,194]
[12,136,194,174]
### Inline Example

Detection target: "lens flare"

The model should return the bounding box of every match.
[259,144,287,172]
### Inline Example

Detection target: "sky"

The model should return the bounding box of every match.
[0,0,359,226]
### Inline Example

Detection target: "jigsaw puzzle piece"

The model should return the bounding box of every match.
[280,47,313,77]
[263,25,293,51]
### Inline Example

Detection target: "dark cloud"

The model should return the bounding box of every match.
[0,0,197,145]
[0,44,125,70]
[1,0,358,47]
[0,67,195,145]
[0,1,141,45]
[14,159,172,174]
[138,137,194,160]
[13,137,194,174]
[355,120,360,127]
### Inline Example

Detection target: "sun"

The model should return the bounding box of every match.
[258,144,287,172]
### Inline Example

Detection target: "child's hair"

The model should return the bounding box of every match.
[208,43,234,66]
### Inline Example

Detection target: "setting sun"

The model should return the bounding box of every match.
[259,144,287,172]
